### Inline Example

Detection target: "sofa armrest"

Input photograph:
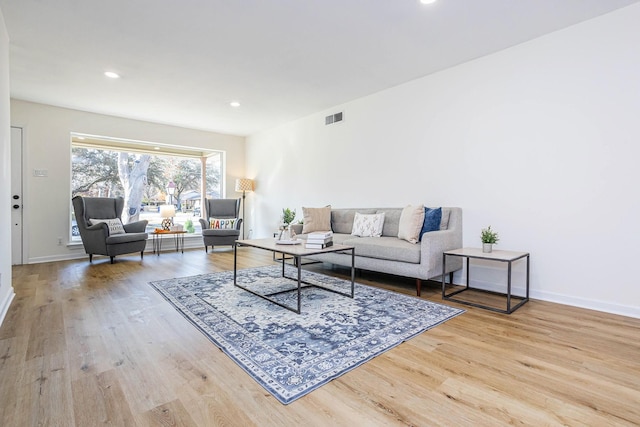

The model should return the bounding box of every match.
[420,229,463,278]
[199,218,209,230]
[123,220,148,233]
[235,218,243,231]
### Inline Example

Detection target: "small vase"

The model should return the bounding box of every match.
[482,243,492,253]
[279,226,290,241]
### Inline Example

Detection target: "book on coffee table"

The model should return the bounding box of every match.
[305,241,333,249]
[275,239,301,245]
[308,231,333,239]
[306,236,333,244]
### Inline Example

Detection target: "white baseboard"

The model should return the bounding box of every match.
[529,289,640,319]
[28,253,88,264]
[463,277,640,319]
[27,236,206,264]
[0,288,15,327]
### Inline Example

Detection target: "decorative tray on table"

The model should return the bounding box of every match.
[275,239,301,245]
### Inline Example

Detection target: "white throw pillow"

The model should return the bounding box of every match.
[89,218,125,235]
[397,205,425,244]
[351,212,385,237]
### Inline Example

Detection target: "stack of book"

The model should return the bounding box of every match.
[305,231,333,249]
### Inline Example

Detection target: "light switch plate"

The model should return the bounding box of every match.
[33,169,48,177]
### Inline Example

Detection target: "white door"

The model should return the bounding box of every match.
[11,127,23,265]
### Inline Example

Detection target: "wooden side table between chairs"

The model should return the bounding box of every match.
[152,230,187,255]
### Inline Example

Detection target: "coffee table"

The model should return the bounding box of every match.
[234,238,355,314]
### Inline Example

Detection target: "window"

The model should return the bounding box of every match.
[71,134,224,241]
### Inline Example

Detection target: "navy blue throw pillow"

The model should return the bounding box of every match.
[419,207,442,241]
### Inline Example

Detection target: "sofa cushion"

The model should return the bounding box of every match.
[376,208,402,237]
[351,212,385,237]
[342,236,421,264]
[329,233,353,245]
[202,228,239,237]
[105,232,147,244]
[302,206,332,233]
[397,205,424,244]
[90,218,125,235]
[420,207,442,240]
[331,208,377,234]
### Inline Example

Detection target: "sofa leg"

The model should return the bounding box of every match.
[141,250,144,259]
[416,279,422,297]
[89,254,93,263]
[205,245,208,253]
[110,256,115,264]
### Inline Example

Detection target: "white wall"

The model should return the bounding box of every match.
[246,4,640,318]
[10,100,246,263]
[0,8,15,325]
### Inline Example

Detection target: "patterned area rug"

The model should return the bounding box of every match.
[150,265,464,404]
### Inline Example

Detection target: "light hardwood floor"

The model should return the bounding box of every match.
[1,248,639,426]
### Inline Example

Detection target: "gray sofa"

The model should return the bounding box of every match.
[293,207,463,296]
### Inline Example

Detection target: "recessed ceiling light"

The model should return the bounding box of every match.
[104,71,120,79]
[230,101,241,108]
[420,0,437,4]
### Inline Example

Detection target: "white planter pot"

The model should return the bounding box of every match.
[482,243,493,253]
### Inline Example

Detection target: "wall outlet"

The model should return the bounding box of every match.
[57,237,63,246]
[33,169,48,177]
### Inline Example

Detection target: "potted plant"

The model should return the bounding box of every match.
[282,208,296,227]
[279,208,296,240]
[481,225,499,253]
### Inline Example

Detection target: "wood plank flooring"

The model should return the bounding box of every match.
[1,248,639,426]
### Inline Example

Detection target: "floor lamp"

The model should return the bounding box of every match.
[235,178,254,239]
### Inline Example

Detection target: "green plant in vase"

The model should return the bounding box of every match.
[480,225,499,253]
[282,208,296,227]
[279,208,296,240]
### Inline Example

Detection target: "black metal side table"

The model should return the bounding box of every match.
[442,248,530,314]
[152,231,186,255]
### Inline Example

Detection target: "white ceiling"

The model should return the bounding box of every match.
[1,0,638,137]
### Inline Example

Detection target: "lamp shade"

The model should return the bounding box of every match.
[235,178,254,193]
[160,205,176,218]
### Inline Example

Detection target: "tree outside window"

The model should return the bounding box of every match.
[71,142,223,240]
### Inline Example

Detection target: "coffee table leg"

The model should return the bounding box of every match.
[350,248,355,298]
[297,255,302,314]
[233,244,238,285]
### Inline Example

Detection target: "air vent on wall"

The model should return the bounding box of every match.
[325,112,343,125]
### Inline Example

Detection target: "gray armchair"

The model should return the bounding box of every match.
[72,196,148,264]
[198,198,242,252]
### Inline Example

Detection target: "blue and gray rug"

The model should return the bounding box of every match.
[150,265,464,404]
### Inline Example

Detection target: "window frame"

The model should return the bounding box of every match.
[70,133,225,241]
